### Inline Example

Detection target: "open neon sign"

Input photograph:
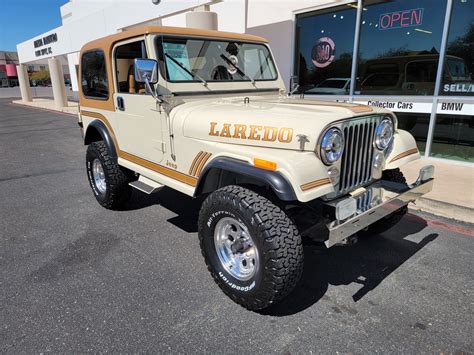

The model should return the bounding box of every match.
[379,8,424,30]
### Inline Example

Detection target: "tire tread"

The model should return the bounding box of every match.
[198,185,303,310]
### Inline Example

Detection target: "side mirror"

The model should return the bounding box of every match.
[134,58,158,84]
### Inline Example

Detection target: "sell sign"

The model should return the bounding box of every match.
[379,8,424,30]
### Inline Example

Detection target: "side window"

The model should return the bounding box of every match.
[81,50,108,99]
[114,41,147,94]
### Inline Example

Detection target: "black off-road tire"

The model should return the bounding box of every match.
[360,168,408,236]
[86,141,133,210]
[198,185,304,311]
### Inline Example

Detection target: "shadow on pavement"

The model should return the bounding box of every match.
[262,217,437,316]
[125,187,201,233]
[124,187,438,316]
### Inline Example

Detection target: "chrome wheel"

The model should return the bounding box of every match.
[92,158,106,194]
[214,217,259,281]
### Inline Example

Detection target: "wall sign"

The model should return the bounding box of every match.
[362,100,431,112]
[437,102,473,115]
[311,37,336,68]
[33,33,58,58]
[353,99,473,116]
[443,83,474,94]
[379,8,424,30]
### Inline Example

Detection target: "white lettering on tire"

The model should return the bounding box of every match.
[207,210,236,228]
[218,271,255,292]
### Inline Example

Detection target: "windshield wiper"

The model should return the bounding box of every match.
[165,53,208,86]
[220,54,255,85]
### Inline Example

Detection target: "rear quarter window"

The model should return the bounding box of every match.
[81,50,109,99]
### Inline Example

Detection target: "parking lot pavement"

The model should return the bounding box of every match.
[1,98,473,353]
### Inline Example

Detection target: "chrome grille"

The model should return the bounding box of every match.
[338,116,380,194]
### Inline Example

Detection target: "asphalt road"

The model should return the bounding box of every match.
[1,99,473,353]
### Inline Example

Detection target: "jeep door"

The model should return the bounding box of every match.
[112,38,164,163]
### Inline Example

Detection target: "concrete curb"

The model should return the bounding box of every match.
[11,100,78,116]
[409,197,474,224]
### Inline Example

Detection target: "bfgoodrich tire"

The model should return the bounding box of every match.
[86,141,133,210]
[198,185,303,311]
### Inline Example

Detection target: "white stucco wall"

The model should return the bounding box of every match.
[17,0,221,64]
[17,0,343,91]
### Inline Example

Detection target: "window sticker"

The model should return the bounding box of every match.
[311,37,336,69]
[227,55,239,75]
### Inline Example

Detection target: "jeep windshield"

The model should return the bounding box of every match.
[157,37,278,83]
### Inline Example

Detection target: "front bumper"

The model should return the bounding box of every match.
[324,165,434,247]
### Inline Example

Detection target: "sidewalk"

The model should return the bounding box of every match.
[401,158,474,223]
[12,98,78,115]
[11,99,474,223]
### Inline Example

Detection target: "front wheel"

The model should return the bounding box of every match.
[198,185,303,311]
[86,141,133,210]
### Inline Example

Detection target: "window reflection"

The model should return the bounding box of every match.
[357,0,447,96]
[294,4,356,94]
[396,112,430,153]
[441,0,474,96]
[431,114,474,161]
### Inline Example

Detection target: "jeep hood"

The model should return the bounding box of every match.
[177,95,385,151]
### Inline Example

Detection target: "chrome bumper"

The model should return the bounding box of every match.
[325,165,434,247]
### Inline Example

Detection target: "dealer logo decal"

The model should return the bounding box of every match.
[312,37,336,68]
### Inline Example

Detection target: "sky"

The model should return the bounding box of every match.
[0,0,69,51]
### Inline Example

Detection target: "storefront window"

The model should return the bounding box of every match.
[440,0,474,96]
[357,0,447,96]
[294,4,357,94]
[430,114,473,162]
[396,112,430,154]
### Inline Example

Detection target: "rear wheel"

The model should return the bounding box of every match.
[198,185,303,311]
[86,141,133,210]
[360,168,408,236]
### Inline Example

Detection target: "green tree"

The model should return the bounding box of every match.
[30,70,51,85]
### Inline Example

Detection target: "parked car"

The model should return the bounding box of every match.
[358,54,471,95]
[305,78,351,95]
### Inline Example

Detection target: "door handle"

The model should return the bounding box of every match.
[117,96,125,111]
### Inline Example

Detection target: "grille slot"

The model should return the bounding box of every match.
[339,116,379,194]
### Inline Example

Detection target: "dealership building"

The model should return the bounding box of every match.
[16,0,473,163]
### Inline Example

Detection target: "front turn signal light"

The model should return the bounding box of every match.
[254,158,277,171]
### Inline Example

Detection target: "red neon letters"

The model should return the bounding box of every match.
[379,8,424,30]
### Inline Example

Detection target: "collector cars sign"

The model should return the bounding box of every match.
[312,37,336,68]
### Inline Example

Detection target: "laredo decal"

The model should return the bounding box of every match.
[209,122,293,143]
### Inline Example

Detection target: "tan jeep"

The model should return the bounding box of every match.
[78,26,434,310]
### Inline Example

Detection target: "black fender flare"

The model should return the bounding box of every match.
[84,120,118,159]
[194,157,297,201]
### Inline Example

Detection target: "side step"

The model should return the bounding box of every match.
[129,176,164,194]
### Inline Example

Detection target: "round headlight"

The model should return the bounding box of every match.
[375,118,394,150]
[320,128,344,165]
